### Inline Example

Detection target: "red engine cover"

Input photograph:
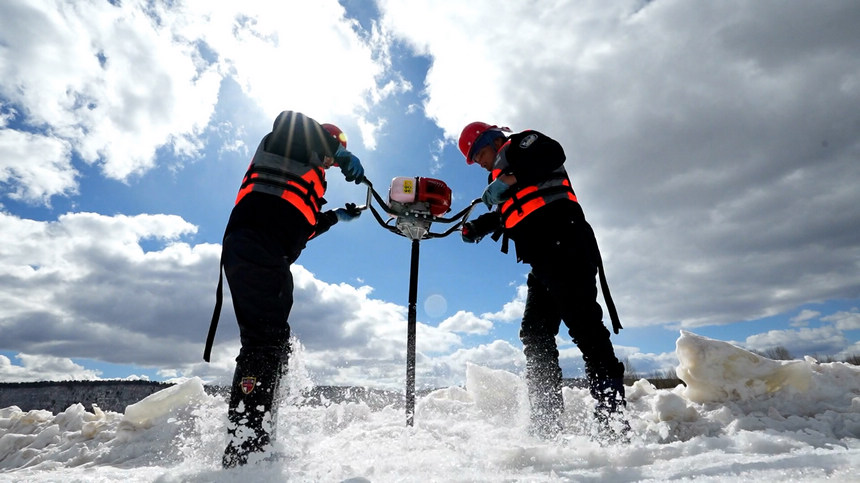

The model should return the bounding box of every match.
[416,177,451,216]
[389,176,452,216]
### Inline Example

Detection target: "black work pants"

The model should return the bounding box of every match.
[519,271,565,435]
[514,204,623,422]
[221,227,298,466]
[223,228,294,351]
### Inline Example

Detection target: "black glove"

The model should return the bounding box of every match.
[461,212,501,243]
[461,223,481,243]
[334,202,362,222]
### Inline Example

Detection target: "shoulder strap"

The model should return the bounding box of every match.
[202,257,224,362]
[598,258,623,334]
[591,238,622,334]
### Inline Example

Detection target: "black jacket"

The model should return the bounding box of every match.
[225,111,341,261]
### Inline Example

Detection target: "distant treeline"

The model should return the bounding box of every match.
[6,348,856,414]
[750,346,860,365]
[0,379,173,389]
[0,380,189,413]
[0,380,402,414]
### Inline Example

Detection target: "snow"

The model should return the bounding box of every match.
[1,331,858,482]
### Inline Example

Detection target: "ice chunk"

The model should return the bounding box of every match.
[121,378,207,429]
[676,331,812,403]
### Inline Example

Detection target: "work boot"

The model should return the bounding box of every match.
[522,336,564,439]
[222,348,286,468]
[589,376,631,443]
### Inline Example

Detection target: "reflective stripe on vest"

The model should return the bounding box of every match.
[495,170,577,229]
[235,141,327,225]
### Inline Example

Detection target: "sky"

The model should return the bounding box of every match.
[1,332,859,480]
[0,0,859,389]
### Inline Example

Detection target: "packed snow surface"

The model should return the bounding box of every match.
[1,331,858,482]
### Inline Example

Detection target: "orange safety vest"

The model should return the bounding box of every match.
[484,138,622,336]
[234,138,327,226]
[491,165,577,229]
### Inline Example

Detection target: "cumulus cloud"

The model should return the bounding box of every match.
[481,282,527,323]
[822,310,860,331]
[0,353,101,382]
[743,326,849,358]
[0,1,221,182]
[0,211,485,387]
[0,129,76,204]
[0,0,400,205]
[443,340,524,378]
[2,0,858,386]
[0,212,208,366]
[378,0,860,329]
[438,310,493,335]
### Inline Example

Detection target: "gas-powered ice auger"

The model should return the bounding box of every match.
[354,177,480,426]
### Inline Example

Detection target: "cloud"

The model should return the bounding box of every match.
[0,212,208,366]
[179,1,403,149]
[0,353,101,382]
[0,1,222,182]
[481,282,527,323]
[0,0,400,205]
[0,129,77,204]
[2,0,858,387]
[442,340,525,378]
[836,340,860,361]
[438,310,493,335]
[0,211,474,387]
[790,309,821,326]
[743,326,848,358]
[378,0,860,329]
[822,310,860,331]
[624,350,681,379]
[10,206,847,387]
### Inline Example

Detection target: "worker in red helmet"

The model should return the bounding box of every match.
[458,121,629,442]
[205,111,364,468]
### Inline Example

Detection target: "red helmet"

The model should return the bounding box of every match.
[458,121,510,164]
[322,123,348,149]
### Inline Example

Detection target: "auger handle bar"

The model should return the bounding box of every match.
[352,178,482,240]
